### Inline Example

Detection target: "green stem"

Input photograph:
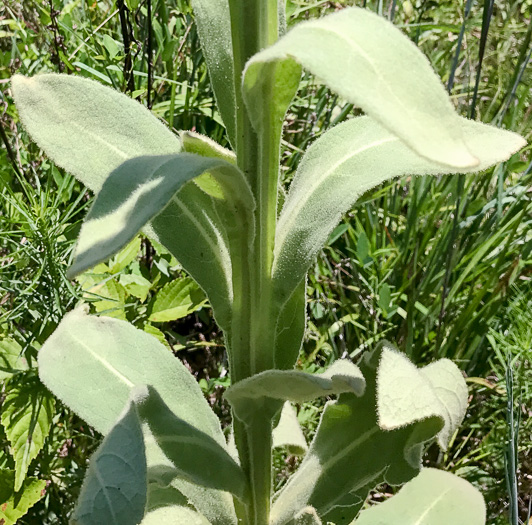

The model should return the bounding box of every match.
[227,1,280,524]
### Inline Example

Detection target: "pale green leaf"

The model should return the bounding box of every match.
[11,74,180,194]
[270,343,468,525]
[190,0,236,145]
[245,6,478,168]
[149,277,206,323]
[135,386,247,500]
[353,468,486,525]
[294,507,322,525]
[1,376,54,491]
[140,505,210,525]
[71,397,147,525]
[226,359,365,421]
[37,309,225,443]
[0,469,46,525]
[67,153,250,278]
[181,130,236,165]
[272,402,308,456]
[0,338,28,381]
[273,116,526,300]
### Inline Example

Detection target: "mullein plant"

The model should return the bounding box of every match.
[11,2,525,524]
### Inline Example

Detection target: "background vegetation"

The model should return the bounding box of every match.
[0,0,530,523]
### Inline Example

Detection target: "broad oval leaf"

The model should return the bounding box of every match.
[353,468,486,525]
[37,308,225,444]
[1,376,54,491]
[71,398,147,525]
[270,343,469,525]
[272,402,308,456]
[11,74,180,194]
[273,116,526,299]
[244,6,479,169]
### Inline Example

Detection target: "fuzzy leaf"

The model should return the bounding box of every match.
[1,376,54,491]
[273,116,526,301]
[190,0,235,146]
[270,343,469,525]
[0,469,46,525]
[140,505,210,525]
[149,277,206,323]
[135,386,247,500]
[294,507,322,525]
[68,153,250,278]
[71,397,147,525]
[37,309,225,443]
[226,359,365,422]
[272,402,308,456]
[11,74,180,194]
[245,7,478,168]
[0,339,28,380]
[353,468,486,525]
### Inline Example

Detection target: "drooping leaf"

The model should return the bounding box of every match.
[0,469,46,525]
[273,116,526,302]
[225,359,365,422]
[270,343,469,525]
[0,339,28,381]
[135,386,247,500]
[272,402,308,456]
[353,468,486,525]
[11,74,180,194]
[244,6,479,169]
[149,277,206,323]
[67,153,251,278]
[189,0,236,146]
[71,397,147,525]
[37,309,225,443]
[1,376,55,491]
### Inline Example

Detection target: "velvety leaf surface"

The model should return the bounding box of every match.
[71,398,147,525]
[140,505,210,525]
[0,469,46,525]
[272,402,308,456]
[149,277,206,323]
[245,6,478,169]
[37,309,225,443]
[1,376,54,491]
[11,74,180,194]
[135,386,247,500]
[189,0,235,146]
[353,468,486,525]
[68,153,250,278]
[226,359,365,421]
[270,343,469,525]
[0,338,28,380]
[273,116,526,301]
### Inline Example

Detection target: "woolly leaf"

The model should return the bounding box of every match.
[226,359,365,422]
[135,386,247,500]
[68,154,251,279]
[273,116,526,301]
[0,469,46,525]
[245,7,478,168]
[272,402,308,456]
[1,376,54,491]
[190,0,235,146]
[37,309,225,443]
[140,505,210,525]
[353,468,486,525]
[270,343,469,525]
[71,397,147,525]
